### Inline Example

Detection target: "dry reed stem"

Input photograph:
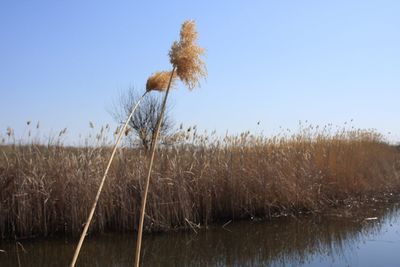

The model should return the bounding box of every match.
[70,91,148,267]
[134,20,206,267]
[169,20,207,89]
[134,67,176,267]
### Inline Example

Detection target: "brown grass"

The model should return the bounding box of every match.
[0,127,399,240]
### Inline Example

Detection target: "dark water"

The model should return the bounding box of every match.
[1,201,400,267]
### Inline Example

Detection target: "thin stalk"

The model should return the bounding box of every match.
[70,91,148,267]
[134,67,176,267]
[13,223,21,267]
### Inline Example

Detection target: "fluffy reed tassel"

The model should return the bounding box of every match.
[146,71,176,92]
[169,20,207,90]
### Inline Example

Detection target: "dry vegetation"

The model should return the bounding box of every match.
[146,71,177,92]
[0,125,399,240]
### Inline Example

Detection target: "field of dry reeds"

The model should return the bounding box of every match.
[0,125,399,240]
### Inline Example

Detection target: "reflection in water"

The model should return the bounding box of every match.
[1,201,399,267]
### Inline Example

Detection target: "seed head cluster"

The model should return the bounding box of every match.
[169,20,207,90]
[6,127,14,137]
[146,71,176,92]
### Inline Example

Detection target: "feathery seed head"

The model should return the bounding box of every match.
[6,127,14,137]
[146,71,176,92]
[124,127,132,136]
[169,20,207,90]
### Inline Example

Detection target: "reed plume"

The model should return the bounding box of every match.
[146,71,177,92]
[134,19,207,267]
[6,127,14,137]
[169,20,207,89]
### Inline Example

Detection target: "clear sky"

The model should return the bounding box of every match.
[1,1,399,143]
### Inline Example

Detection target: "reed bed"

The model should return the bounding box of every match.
[0,126,399,239]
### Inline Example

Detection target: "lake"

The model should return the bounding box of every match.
[1,198,399,266]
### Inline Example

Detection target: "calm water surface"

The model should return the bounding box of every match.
[1,201,400,267]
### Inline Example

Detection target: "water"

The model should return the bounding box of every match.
[1,200,400,267]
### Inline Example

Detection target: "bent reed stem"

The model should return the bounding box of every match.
[134,67,176,267]
[70,91,148,267]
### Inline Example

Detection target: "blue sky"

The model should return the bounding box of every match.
[1,1,399,143]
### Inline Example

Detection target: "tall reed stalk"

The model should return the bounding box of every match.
[134,67,176,267]
[70,91,148,267]
[133,19,206,267]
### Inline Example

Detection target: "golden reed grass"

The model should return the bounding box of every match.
[134,19,207,267]
[0,127,399,241]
